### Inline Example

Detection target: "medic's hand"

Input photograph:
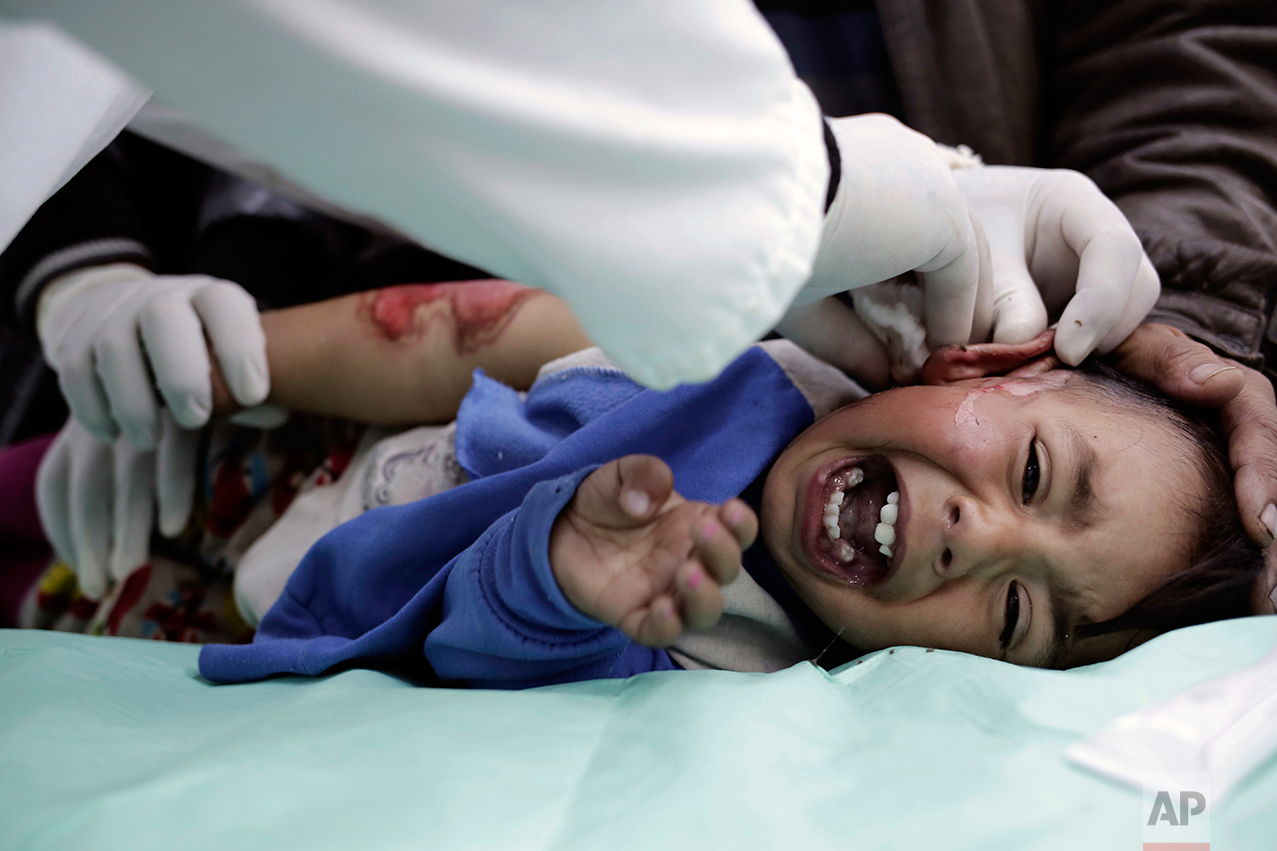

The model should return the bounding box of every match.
[799,114,991,348]
[1108,323,1277,552]
[37,263,270,450]
[550,455,756,647]
[35,413,198,600]
[952,166,1160,365]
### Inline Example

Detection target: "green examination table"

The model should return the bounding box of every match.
[2,619,1275,850]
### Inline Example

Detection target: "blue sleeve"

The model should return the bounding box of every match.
[424,468,675,689]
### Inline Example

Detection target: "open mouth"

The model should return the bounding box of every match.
[805,455,901,586]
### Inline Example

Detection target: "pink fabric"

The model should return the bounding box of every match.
[0,434,55,626]
[0,433,53,541]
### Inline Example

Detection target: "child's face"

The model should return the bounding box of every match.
[760,372,1201,668]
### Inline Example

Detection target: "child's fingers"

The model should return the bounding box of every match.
[717,499,758,551]
[576,454,677,529]
[615,454,675,521]
[676,559,725,632]
[692,515,742,587]
[627,596,683,647]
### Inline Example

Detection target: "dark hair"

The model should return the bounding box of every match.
[1065,361,1265,656]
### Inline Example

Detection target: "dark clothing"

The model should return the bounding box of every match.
[880,0,1277,375]
[759,0,903,119]
[0,134,188,335]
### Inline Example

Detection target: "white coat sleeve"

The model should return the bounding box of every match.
[0,19,149,255]
[3,0,830,388]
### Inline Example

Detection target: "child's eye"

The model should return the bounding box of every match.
[1000,581,1021,650]
[1022,440,1040,504]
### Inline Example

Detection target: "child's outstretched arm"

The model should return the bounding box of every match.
[212,280,593,425]
[414,454,758,689]
[550,455,757,647]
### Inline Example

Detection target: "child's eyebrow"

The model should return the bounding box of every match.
[1061,423,1099,531]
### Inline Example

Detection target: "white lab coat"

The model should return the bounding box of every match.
[0,1,828,388]
[0,22,147,258]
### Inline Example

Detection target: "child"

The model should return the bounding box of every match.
[9,281,1263,684]
[191,282,1264,687]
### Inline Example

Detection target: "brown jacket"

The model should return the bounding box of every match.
[878,0,1277,375]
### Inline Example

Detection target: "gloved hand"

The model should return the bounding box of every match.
[35,413,198,600]
[952,165,1160,365]
[36,262,271,449]
[796,114,992,348]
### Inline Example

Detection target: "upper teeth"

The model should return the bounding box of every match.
[822,466,900,562]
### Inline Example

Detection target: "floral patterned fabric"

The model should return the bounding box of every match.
[16,416,364,644]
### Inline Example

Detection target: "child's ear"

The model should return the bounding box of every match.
[920,330,1057,385]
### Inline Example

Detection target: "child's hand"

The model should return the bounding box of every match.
[550,455,757,647]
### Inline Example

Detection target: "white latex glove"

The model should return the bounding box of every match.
[37,262,270,449]
[952,165,1160,365]
[35,413,198,600]
[793,114,992,348]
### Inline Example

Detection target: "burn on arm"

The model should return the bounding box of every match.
[211,280,593,424]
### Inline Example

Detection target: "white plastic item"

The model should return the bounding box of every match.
[1066,642,1277,805]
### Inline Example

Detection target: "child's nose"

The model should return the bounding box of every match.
[935,494,1025,580]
